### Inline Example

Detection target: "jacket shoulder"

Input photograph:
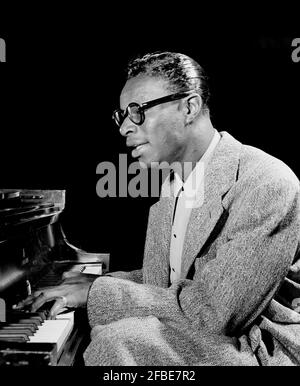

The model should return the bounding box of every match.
[239,144,299,190]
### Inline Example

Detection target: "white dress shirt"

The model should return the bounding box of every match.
[163,129,221,283]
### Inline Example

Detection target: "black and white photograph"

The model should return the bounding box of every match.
[0,10,300,379]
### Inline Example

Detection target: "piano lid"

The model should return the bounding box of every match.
[0,190,65,242]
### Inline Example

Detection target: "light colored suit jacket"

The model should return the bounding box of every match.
[84,131,300,366]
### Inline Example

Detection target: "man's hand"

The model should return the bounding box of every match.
[15,272,99,319]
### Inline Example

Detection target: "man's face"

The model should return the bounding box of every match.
[119,75,187,167]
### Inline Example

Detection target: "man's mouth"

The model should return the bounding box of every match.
[130,142,148,158]
[127,141,148,148]
[135,143,147,151]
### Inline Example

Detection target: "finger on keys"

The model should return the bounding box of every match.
[13,293,38,309]
[49,298,68,320]
[14,287,54,310]
[30,291,56,313]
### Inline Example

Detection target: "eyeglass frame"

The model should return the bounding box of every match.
[112,90,197,127]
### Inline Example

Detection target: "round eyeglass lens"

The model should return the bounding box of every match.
[128,104,142,124]
[114,110,124,126]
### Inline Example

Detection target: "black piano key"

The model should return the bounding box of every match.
[0,328,34,336]
[7,318,40,329]
[0,333,29,342]
[7,313,42,327]
[7,310,30,318]
[28,313,47,322]
[35,311,48,321]
[34,302,55,317]
[9,310,46,322]
[18,319,41,327]
[0,323,37,333]
[0,336,28,342]
[26,315,44,324]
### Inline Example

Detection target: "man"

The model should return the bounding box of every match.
[18,52,300,366]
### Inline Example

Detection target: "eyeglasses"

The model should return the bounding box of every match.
[112,91,195,127]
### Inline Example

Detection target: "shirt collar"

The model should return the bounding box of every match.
[162,129,221,197]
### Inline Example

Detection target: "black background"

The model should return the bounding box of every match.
[0,15,299,273]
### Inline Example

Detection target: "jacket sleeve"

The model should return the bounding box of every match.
[87,177,300,335]
[104,269,143,283]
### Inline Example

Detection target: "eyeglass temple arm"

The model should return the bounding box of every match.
[140,91,194,110]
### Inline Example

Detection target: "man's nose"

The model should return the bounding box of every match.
[119,119,138,137]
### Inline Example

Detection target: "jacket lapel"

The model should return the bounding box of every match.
[180,131,242,278]
[143,196,173,287]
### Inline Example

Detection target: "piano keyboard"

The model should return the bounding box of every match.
[0,310,74,358]
[0,264,102,363]
[0,263,104,366]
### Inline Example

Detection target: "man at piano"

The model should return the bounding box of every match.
[17,52,300,366]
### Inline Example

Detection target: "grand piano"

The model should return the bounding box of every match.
[0,189,110,366]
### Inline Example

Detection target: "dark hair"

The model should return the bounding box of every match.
[126,51,210,113]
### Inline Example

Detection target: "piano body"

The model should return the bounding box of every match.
[0,189,110,366]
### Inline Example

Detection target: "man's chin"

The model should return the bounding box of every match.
[137,158,150,169]
[133,153,161,169]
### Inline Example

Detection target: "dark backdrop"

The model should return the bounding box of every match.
[0,27,299,271]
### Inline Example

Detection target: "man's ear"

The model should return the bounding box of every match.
[184,94,202,124]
